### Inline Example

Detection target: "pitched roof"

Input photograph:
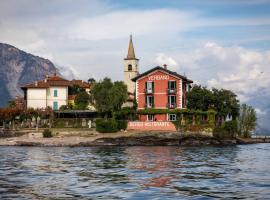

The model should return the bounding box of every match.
[21,75,90,89]
[131,66,193,83]
[125,35,138,60]
[70,80,90,88]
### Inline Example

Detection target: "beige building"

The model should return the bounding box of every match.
[21,75,90,110]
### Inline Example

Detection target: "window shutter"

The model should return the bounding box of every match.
[152,95,154,107]
[168,81,170,90]
[152,82,154,92]
[145,82,147,91]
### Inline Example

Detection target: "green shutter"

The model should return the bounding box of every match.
[145,82,147,92]
[145,95,147,107]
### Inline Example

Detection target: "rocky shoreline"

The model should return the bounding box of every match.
[0,130,239,147]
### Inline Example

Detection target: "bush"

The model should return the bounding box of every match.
[213,127,227,139]
[43,129,53,138]
[113,107,136,120]
[96,118,118,133]
[224,120,237,137]
[213,120,237,139]
[117,120,128,130]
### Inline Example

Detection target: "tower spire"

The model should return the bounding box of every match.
[126,34,136,59]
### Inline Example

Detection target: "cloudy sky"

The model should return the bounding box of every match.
[1,0,270,131]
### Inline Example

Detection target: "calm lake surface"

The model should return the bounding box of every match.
[0,144,270,200]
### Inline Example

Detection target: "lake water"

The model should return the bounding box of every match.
[0,144,269,199]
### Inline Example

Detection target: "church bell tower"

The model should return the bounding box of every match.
[124,35,139,94]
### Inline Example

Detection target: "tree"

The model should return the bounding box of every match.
[186,85,214,111]
[110,81,128,111]
[212,88,239,121]
[74,91,90,110]
[237,104,257,138]
[91,78,128,118]
[186,85,240,124]
[88,78,96,85]
[69,84,85,95]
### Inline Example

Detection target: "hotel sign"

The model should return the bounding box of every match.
[148,75,169,81]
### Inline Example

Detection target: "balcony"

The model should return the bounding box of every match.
[145,103,154,108]
[145,88,154,94]
[167,103,176,109]
[167,88,176,94]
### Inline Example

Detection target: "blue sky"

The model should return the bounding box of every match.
[0,0,270,131]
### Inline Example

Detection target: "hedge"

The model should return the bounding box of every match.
[117,120,128,130]
[96,118,118,133]
[96,119,128,133]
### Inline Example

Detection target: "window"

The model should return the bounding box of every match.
[145,81,154,93]
[168,95,176,108]
[147,114,154,121]
[53,90,58,97]
[168,81,176,93]
[128,64,132,71]
[168,114,177,121]
[53,101,58,110]
[186,83,191,92]
[146,95,154,108]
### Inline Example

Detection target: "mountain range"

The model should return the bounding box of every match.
[0,43,59,107]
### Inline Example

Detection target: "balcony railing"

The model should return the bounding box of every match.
[167,88,176,94]
[145,88,154,94]
[167,103,176,109]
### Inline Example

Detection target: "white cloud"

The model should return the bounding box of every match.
[67,9,196,41]
[255,108,267,115]
[204,43,270,102]
[170,42,270,103]
[154,53,178,69]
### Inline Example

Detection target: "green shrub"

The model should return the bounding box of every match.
[117,120,128,130]
[43,129,53,138]
[213,126,227,139]
[208,109,216,128]
[213,120,237,139]
[96,118,118,133]
[224,120,237,137]
[113,107,137,120]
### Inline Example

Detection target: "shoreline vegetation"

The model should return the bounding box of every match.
[0,129,268,147]
[0,79,259,146]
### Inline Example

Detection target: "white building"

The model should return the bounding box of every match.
[21,74,89,110]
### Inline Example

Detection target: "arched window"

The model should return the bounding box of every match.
[128,64,132,71]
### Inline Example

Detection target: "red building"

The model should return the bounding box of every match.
[132,65,193,122]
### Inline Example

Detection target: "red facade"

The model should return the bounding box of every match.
[132,66,193,122]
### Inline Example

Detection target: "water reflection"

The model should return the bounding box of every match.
[0,145,269,199]
[126,147,178,188]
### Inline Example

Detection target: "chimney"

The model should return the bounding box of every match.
[163,64,167,69]
[35,81,38,86]
[44,78,47,83]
